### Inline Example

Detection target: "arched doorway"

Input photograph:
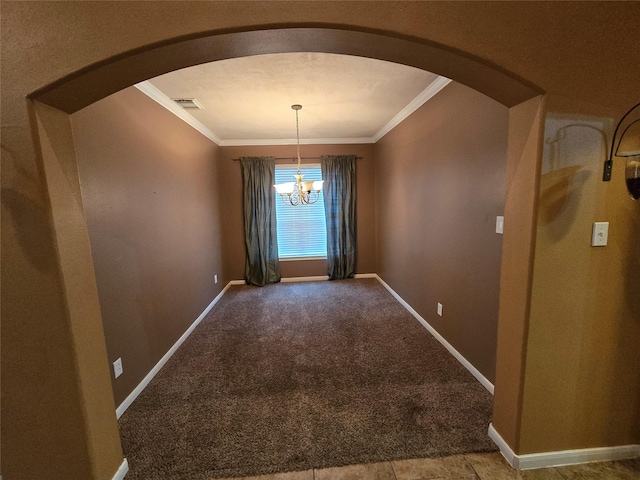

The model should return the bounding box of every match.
[33,27,540,112]
[27,25,545,478]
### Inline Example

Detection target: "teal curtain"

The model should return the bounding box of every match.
[240,157,281,286]
[321,155,357,280]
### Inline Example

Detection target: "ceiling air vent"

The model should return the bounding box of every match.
[172,98,204,109]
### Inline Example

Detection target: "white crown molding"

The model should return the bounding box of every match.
[220,137,375,146]
[135,81,374,147]
[136,77,450,147]
[488,424,640,470]
[134,81,222,145]
[373,76,452,142]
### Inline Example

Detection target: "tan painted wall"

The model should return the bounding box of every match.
[1,99,125,480]
[71,87,225,407]
[374,82,509,383]
[3,2,640,477]
[219,144,376,280]
[518,97,640,453]
[491,95,546,451]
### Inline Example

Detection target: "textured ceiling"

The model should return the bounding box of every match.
[144,53,447,145]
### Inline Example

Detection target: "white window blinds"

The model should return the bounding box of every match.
[275,164,327,259]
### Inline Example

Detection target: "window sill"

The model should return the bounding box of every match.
[279,256,327,262]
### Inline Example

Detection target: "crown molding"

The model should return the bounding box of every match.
[220,137,375,146]
[373,76,452,142]
[134,81,222,145]
[136,76,451,147]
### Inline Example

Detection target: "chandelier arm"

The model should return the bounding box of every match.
[292,188,301,206]
[279,193,292,207]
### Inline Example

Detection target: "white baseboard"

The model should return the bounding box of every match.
[229,278,327,284]
[112,458,129,480]
[115,273,491,419]
[373,274,494,395]
[116,283,233,418]
[281,273,377,282]
[281,275,328,282]
[488,423,640,470]
[488,423,519,468]
[230,273,377,284]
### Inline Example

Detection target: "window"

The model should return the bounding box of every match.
[275,164,327,259]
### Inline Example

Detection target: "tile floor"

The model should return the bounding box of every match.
[217,452,640,480]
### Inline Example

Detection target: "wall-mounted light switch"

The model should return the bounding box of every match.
[591,222,609,247]
[496,216,504,234]
[113,358,123,379]
[437,303,443,316]
[214,274,218,284]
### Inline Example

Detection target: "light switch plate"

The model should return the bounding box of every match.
[496,216,504,234]
[591,222,609,247]
[113,358,123,378]
[437,303,443,316]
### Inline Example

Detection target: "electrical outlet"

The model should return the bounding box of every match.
[437,303,443,316]
[214,274,218,284]
[113,358,123,379]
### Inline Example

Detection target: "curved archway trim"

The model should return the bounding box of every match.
[31,26,542,113]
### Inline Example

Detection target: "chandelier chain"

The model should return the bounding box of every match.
[296,108,301,174]
[273,104,324,206]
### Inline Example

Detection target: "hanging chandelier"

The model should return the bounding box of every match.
[274,104,324,206]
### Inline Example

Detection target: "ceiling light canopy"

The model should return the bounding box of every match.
[274,105,324,206]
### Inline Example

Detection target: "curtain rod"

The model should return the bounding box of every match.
[232,156,363,162]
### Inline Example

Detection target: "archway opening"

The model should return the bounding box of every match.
[32,27,540,112]
[30,24,544,476]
